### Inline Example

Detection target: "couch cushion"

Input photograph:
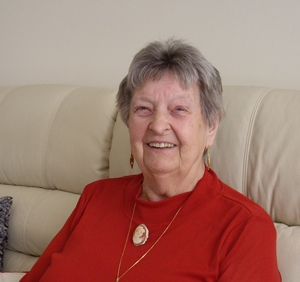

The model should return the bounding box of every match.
[211,86,300,225]
[0,85,118,194]
[0,184,79,271]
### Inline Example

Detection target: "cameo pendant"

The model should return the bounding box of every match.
[132,224,149,246]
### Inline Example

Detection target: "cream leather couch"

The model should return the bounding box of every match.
[0,85,299,281]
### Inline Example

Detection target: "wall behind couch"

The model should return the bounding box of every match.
[1,0,300,90]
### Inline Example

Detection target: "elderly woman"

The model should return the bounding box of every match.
[21,39,281,281]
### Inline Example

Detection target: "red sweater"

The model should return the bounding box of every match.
[21,169,281,281]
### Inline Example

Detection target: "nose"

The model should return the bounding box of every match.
[148,110,171,134]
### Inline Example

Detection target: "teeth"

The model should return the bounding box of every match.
[149,143,175,148]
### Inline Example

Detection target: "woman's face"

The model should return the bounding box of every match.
[128,73,218,178]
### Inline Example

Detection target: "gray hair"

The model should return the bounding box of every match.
[117,38,224,127]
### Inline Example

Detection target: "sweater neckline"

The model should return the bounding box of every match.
[123,168,221,226]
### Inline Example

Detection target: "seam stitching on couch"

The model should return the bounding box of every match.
[40,86,81,189]
[22,189,46,254]
[242,88,272,196]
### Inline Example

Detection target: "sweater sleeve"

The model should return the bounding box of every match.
[20,185,93,282]
[217,214,281,281]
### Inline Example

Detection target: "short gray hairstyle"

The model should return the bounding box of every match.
[117,38,224,127]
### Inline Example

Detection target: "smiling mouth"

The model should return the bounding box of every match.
[148,142,176,148]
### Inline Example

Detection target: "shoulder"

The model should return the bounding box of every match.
[218,179,273,225]
[205,169,271,221]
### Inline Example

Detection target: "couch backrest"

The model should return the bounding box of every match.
[212,87,300,222]
[0,85,117,270]
[0,85,117,193]
[110,86,300,282]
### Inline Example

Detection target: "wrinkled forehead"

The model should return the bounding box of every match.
[131,73,201,108]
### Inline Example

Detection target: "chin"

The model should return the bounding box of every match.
[146,165,178,175]
[141,158,180,174]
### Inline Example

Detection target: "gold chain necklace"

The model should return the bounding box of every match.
[116,201,184,281]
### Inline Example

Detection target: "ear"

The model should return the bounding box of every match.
[205,122,219,148]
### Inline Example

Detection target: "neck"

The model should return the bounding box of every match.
[140,162,206,202]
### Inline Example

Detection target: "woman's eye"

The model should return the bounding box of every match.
[171,106,190,117]
[136,106,149,111]
[134,106,152,116]
[174,106,188,112]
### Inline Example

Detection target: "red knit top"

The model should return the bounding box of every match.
[21,169,281,281]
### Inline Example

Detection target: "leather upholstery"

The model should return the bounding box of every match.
[0,85,117,270]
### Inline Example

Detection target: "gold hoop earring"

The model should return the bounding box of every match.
[130,152,134,169]
[206,147,211,170]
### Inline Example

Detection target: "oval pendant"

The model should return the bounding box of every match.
[132,224,149,246]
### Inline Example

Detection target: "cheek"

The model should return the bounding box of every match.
[128,122,145,146]
[179,123,208,148]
